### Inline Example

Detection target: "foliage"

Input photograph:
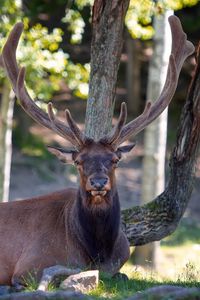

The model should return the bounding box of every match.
[1,0,199,102]
[0,0,90,101]
[62,9,86,44]
[126,0,200,39]
[65,62,90,98]
[0,1,65,101]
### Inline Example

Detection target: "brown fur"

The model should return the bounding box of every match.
[0,142,130,286]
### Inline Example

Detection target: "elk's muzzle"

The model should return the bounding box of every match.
[86,175,110,196]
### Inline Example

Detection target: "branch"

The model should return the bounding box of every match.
[122,45,200,246]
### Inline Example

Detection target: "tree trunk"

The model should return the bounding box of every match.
[0,80,14,202]
[85,0,130,139]
[126,34,141,116]
[86,0,200,246]
[133,10,173,268]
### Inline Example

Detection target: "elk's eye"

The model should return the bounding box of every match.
[74,160,81,166]
[113,159,119,167]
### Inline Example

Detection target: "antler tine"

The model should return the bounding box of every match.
[1,22,84,149]
[65,109,85,146]
[102,102,127,146]
[115,15,195,146]
[48,101,84,146]
[2,22,23,92]
[47,102,56,122]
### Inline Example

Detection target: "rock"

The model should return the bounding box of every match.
[60,270,99,293]
[37,265,82,291]
[0,286,11,296]
[0,290,90,300]
[126,285,200,300]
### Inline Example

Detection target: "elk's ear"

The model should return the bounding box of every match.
[116,142,136,159]
[47,146,78,164]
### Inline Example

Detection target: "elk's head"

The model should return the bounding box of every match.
[47,126,135,205]
[45,102,136,205]
[0,17,194,207]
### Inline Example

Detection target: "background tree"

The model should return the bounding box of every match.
[0,0,22,201]
[133,9,174,269]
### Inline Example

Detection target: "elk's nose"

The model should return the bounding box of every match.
[90,178,108,190]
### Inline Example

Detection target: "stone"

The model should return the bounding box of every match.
[60,270,99,293]
[0,290,90,300]
[37,265,82,291]
[126,286,200,300]
[0,286,11,296]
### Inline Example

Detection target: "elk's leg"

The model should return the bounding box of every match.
[100,231,130,275]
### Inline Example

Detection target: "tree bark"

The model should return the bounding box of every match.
[126,34,141,116]
[133,10,173,267]
[85,0,130,139]
[0,80,14,202]
[121,44,200,245]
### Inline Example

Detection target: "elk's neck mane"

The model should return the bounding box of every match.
[74,188,120,265]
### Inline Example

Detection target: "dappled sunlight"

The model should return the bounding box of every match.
[89,255,200,299]
[160,245,200,280]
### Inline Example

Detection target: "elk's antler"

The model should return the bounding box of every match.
[0,22,84,149]
[104,15,195,148]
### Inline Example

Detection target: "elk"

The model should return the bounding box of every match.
[0,16,194,288]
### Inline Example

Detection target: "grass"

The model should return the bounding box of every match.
[88,263,200,299]
[89,270,161,300]
[23,263,200,299]
[88,265,200,299]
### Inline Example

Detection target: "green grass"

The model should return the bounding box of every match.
[89,263,200,299]
[23,262,200,299]
[89,271,161,300]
